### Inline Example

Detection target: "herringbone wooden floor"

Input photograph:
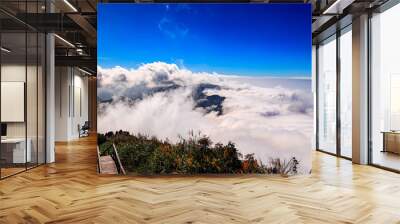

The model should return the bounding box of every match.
[1,136,400,224]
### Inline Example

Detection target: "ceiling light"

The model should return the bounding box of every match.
[63,0,78,12]
[76,48,85,55]
[323,0,354,15]
[323,0,340,14]
[1,47,11,53]
[78,67,92,76]
[54,34,75,48]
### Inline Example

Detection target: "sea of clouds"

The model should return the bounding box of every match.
[98,62,314,173]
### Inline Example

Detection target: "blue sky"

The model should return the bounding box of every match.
[98,4,311,77]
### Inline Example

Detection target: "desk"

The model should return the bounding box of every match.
[1,138,31,163]
[382,131,400,154]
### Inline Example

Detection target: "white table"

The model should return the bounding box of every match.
[1,138,31,163]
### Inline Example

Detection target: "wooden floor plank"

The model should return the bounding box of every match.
[0,135,400,223]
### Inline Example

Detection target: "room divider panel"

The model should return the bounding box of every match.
[0,0,46,179]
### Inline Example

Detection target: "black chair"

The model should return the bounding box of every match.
[79,121,90,138]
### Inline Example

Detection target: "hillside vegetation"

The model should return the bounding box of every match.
[98,131,299,176]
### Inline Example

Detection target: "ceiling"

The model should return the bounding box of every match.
[0,0,97,73]
[0,0,393,73]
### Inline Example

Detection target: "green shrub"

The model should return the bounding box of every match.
[97,131,300,176]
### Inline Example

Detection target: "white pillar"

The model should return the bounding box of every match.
[46,32,55,163]
[352,14,369,164]
[312,45,317,150]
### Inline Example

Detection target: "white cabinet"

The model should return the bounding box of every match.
[1,138,32,163]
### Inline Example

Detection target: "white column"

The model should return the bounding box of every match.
[312,45,317,150]
[352,14,369,164]
[46,32,55,163]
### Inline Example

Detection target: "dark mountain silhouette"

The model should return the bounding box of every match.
[99,81,227,116]
[192,83,225,115]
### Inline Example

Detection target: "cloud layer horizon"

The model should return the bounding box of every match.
[97,62,314,173]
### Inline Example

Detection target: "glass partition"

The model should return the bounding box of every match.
[370,3,400,171]
[0,1,46,179]
[317,35,337,154]
[1,31,28,177]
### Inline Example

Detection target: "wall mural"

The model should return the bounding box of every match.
[97,3,312,175]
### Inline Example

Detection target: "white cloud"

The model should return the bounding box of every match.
[98,62,314,173]
[158,17,188,39]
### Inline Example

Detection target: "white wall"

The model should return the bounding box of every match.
[1,63,46,164]
[1,82,25,122]
[55,66,69,141]
[55,67,89,141]
[1,65,26,135]
[1,65,37,138]
[71,73,89,138]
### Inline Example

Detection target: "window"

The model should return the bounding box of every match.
[339,27,352,158]
[317,35,337,154]
[370,2,400,171]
